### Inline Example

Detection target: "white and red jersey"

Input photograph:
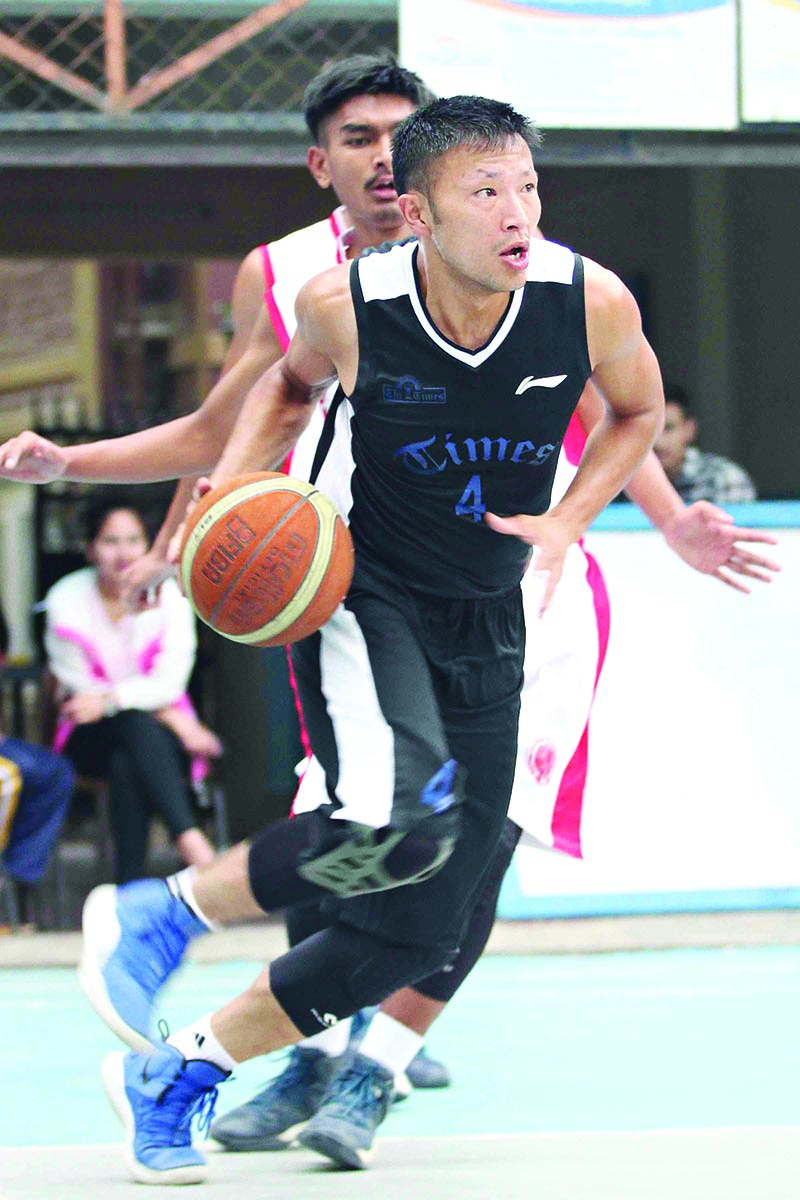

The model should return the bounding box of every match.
[513,413,610,858]
[259,207,350,483]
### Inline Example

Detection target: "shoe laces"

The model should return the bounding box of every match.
[326,1062,389,1120]
[153,1023,221,1143]
[175,1084,219,1141]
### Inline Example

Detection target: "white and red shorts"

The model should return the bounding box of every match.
[511,541,609,858]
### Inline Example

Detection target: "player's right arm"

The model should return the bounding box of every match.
[0,303,283,485]
[206,264,356,487]
[221,247,274,374]
[122,268,283,607]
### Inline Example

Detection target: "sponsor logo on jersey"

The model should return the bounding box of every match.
[527,740,557,785]
[515,374,568,395]
[383,374,447,405]
[395,433,556,474]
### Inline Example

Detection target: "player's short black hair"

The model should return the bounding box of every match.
[392,95,542,198]
[303,53,435,143]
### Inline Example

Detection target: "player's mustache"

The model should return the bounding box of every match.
[365,173,396,192]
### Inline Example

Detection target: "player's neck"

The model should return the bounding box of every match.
[416,250,513,352]
[342,211,411,260]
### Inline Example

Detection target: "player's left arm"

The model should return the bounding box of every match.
[554,259,664,530]
[578,382,780,592]
[487,259,663,610]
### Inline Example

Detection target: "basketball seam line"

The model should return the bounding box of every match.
[208,491,319,626]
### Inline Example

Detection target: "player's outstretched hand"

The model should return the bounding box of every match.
[121,550,176,613]
[663,501,781,593]
[166,477,214,592]
[485,510,576,615]
[0,431,68,483]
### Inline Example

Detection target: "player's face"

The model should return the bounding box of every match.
[654,402,696,478]
[89,509,148,586]
[424,137,541,294]
[309,94,418,236]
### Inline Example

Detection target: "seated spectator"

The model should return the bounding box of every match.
[44,492,221,884]
[654,384,757,504]
[0,608,74,900]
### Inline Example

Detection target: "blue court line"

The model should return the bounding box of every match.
[4,948,800,1148]
[591,499,800,532]
[497,873,800,919]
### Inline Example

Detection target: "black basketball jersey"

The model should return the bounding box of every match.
[341,238,592,598]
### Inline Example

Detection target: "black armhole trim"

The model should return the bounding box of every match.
[572,254,593,384]
[309,386,346,486]
[349,257,374,401]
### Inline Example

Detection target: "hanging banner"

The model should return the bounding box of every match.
[740,0,800,122]
[400,0,738,130]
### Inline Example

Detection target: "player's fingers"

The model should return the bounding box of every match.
[533,554,564,614]
[484,511,528,538]
[713,567,750,594]
[727,527,779,546]
[729,547,781,571]
[727,559,775,583]
[0,433,37,469]
[167,526,185,569]
[539,568,562,615]
[193,476,213,502]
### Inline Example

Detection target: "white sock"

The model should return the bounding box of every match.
[357,1012,424,1076]
[299,1018,352,1058]
[167,867,218,929]
[168,1013,238,1073]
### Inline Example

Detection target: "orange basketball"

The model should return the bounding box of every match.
[179,472,354,647]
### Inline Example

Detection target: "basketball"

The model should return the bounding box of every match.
[179,472,354,647]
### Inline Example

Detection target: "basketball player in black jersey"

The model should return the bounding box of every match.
[0,96,665,1184]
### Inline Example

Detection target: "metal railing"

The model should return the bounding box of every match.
[0,0,397,129]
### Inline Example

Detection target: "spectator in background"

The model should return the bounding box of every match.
[0,606,74,903]
[654,383,757,504]
[44,493,221,884]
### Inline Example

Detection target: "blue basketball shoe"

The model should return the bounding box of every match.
[79,882,208,1052]
[103,1043,228,1185]
[210,1045,344,1151]
[297,1052,395,1169]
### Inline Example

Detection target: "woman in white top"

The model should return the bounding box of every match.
[45,493,220,884]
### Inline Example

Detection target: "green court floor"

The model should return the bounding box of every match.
[4,945,800,1149]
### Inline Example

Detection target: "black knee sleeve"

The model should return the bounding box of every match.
[413,818,522,1002]
[285,899,329,948]
[296,807,460,897]
[270,922,451,1036]
[248,806,461,912]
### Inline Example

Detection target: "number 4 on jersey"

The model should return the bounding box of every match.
[455,474,486,522]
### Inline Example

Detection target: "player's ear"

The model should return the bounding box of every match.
[398,191,432,236]
[307,145,331,190]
